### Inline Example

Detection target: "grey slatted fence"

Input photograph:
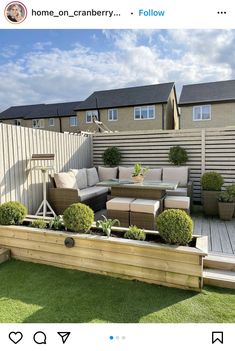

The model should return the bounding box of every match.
[93,127,235,203]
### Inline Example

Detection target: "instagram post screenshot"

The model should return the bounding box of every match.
[0,0,234,349]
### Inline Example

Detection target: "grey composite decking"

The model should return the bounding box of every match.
[192,214,235,256]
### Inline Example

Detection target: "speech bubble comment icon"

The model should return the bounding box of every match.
[33,331,47,344]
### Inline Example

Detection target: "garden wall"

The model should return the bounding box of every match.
[0,124,93,213]
[93,127,235,203]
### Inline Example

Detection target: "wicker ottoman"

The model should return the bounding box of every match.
[164,196,190,214]
[130,199,160,230]
[106,197,135,227]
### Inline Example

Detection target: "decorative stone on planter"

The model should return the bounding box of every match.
[0,225,208,291]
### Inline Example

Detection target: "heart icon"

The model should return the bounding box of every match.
[9,331,23,344]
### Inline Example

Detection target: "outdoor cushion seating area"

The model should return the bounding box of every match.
[48,165,193,216]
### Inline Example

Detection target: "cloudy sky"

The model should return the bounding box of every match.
[0,29,234,111]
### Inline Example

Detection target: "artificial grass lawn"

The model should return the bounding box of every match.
[0,260,234,323]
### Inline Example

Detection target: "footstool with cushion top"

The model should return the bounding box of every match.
[164,196,190,214]
[106,197,135,227]
[130,198,160,230]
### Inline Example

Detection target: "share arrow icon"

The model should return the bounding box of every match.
[57,332,71,344]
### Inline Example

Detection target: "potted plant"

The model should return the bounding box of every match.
[131,163,149,183]
[217,191,235,221]
[226,184,235,218]
[201,172,224,216]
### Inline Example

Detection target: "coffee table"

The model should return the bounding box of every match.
[97,179,178,200]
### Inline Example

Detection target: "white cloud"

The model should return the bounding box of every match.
[0,29,234,111]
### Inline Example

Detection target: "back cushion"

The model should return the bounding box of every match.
[119,166,134,180]
[70,168,88,189]
[162,166,189,186]
[87,167,99,186]
[144,168,162,181]
[54,171,77,189]
[98,166,118,181]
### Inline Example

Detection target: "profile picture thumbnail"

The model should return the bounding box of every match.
[5,1,27,24]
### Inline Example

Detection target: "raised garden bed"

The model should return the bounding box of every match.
[0,224,207,291]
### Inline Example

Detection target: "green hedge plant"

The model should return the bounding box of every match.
[0,201,27,225]
[103,147,122,167]
[124,225,146,241]
[201,172,224,191]
[156,209,193,245]
[63,203,94,232]
[168,146,188,166]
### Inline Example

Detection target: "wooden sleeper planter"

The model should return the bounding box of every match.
[0,225,208,291]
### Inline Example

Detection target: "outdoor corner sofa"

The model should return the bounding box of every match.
[48,166,193,215]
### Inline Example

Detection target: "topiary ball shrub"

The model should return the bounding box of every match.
[124,225,146,241]
[103,146,122,167]
[63,203,94,232]
[156,209,193,245]
[168,146,188,166]
[0,201,27,225]
[201,172,224,191]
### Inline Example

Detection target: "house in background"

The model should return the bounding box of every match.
[179,79,235,129]
[74,83,179,132]
[0,101,81,133]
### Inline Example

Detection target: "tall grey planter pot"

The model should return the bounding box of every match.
[218,202,235,221]
[202,190,220,216]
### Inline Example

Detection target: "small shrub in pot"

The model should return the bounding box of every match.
[168,146,188,166]
[200,172,224,216]
[103,147,122,167]
[0,201,27,225]
[226,184,235,218]
[156,209,193,245]
[217,191,235,221]
[63,203,94,232]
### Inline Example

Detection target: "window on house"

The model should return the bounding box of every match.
[32,119,44,129]
[108,109,118,121]
[134,106,155,120]
[48,118,55,127]
[86,110,98,123]
[70,116,78,127]
[14,119,21,126]
[193,105,211,121]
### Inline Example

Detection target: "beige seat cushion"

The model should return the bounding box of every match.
[79,186,109,201]
[144,168,162,181]
[162,166,188,186]
[119,166,134,181]
[164,196,190,209]
[87,167,99,186]
[106,197,135,211]
[130,199,160,214]
[98,166,118,181]
[166,187,188,197]
[54,171,77,189]
[70,168,88,189]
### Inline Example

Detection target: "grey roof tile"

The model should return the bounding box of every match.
[75,82,175,110]
[179,79,235,105]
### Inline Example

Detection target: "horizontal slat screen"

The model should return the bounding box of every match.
[93,127,235,203]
